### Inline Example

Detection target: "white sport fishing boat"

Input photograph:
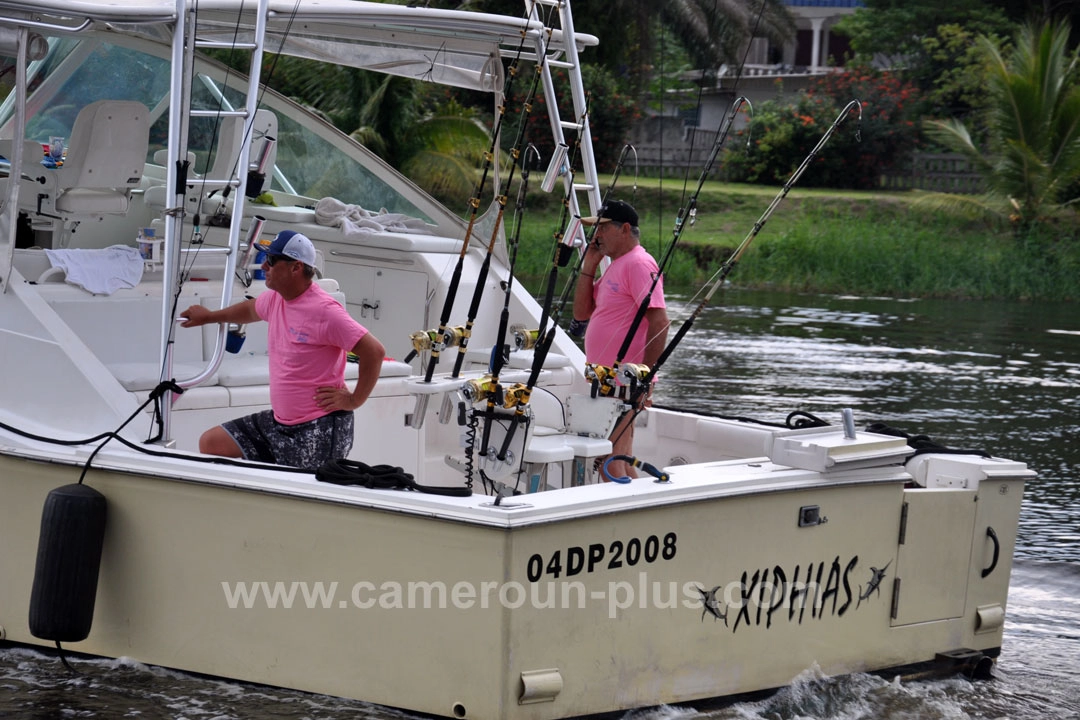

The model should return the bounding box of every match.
[0,2,1032,718]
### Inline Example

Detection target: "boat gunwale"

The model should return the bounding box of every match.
[0,435,920,530]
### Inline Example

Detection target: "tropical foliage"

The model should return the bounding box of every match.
[720,68,920,190]
[922,22,1080,228]
[456,0,795,93]
[518,64,638,174]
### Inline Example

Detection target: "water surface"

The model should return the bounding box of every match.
[2,290,1077,718]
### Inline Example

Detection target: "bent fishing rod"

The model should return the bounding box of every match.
[633,100,864,397]
[602,95,752,381]
[421,4,549,383]
[596,0,773,388]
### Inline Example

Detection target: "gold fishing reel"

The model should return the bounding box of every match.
[461,375,499,403]
[410,326,466,354]
[618,363,653,400]
[619,363,651,385]
[584,362,619,396]
[511,324,539,351]
[501,383,531,409]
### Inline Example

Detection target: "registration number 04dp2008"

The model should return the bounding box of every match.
[526,533,678,582]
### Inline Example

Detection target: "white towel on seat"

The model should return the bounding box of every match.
[315,196,432,235]
[44,245,144,295]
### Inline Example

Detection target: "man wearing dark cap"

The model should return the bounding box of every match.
[180,230,385,469]
[573,200,669,479]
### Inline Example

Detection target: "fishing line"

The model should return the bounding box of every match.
[451,5,560,378]
[422,1,554,382]
[591,0,768,374]
[158,0,304,394]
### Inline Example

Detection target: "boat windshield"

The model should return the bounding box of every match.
[1,36,434,220]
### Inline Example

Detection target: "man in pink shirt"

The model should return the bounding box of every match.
[180,230,385,469]
[572,200,669,479]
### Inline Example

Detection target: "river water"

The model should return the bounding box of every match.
[2,289,1078,718]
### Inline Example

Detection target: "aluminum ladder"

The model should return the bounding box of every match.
[155,0,272,444]
[526,0,603,219]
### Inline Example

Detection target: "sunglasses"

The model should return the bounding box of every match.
[264,254,294,267]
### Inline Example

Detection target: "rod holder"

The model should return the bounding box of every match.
[842,408,856,439]
[237,215,267,285]
[562,216,583,248]
[0,29,47,61]
[252,136,276,174]
[540,143,568,193]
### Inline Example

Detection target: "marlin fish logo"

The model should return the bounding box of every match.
[857,562,891,609]
[697,585,728,625]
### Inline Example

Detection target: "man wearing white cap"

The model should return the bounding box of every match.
[180,230,385,469]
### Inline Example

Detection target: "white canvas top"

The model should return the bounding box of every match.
[0,0,595,93]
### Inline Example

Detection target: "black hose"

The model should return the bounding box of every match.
[315,459,472,497]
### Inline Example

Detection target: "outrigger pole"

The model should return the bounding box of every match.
[631,100,864,397]
[421,4,544,383]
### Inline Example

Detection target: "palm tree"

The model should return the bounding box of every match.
[463,0,795,91]
[922,21,1080,229]
[254,53,488,205]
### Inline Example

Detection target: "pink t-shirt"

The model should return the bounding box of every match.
[584,244,665,366]
[256,283,368,425]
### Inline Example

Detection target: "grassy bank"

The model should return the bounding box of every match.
[506,177,1080,301]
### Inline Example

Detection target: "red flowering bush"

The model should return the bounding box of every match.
[722,67,920,189]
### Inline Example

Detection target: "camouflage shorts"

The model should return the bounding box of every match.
[222,409,354,470]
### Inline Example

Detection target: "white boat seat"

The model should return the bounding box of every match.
[53,100,149,216]
[523,434,575,493]
[152,148,196,167]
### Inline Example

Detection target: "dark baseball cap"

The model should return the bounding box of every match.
[581,200,638,227]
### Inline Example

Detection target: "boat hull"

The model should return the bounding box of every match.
[0,452,1024,719]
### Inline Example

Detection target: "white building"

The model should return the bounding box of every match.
[633,0,864,170]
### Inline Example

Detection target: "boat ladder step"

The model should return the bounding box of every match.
[525,0,600,225]
[195,40,259,51]
[189,109,250,119]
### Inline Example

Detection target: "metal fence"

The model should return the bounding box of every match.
[880,153,983,194]
[631,142,983,193]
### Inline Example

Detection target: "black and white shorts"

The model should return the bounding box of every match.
[222,409,354,470]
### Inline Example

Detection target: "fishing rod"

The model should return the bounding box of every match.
[528,140,637,350]
[449,15,558,379]
[463,144,541,459]
[532,104,591,349]
[584,0,771,401]
[596,96,752,392]
[631,100,864,397]
[465,115,589,465]
[420,5,547,383]
[466,144,544,451]
[488,143,640,462]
